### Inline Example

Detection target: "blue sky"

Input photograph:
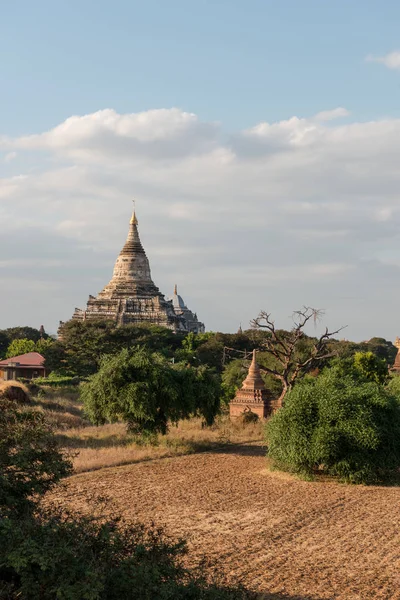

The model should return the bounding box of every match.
[2,0,400,134]
[2,1,400,339]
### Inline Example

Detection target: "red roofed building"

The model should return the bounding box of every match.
[0,352,47,381]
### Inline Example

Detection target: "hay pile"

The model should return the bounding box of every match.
[0,380,31,404]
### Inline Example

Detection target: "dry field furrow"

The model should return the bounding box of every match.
[49,445,400,600]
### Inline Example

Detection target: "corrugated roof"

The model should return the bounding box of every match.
[0,352,45,367]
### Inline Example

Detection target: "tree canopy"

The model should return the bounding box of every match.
[266,362,400,484]
[81,346,222,434]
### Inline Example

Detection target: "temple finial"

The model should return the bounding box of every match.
[130,199,138,225]
[174,284,178,295]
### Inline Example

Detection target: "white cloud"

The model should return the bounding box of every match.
[2,106,400,339]
[366,51,400,70]
[4,151,17,163]
[313,107,350,122]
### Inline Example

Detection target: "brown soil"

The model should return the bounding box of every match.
[49,443,400,600]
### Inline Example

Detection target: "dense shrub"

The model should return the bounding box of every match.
[266,364,400,484]
[386,374,400,399]
[0,507,249,600]
[353,351,388,384]
[0,398,72,516]
[0,395,250,600]
[81,347,222,434]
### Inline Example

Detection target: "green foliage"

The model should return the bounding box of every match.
[49,320,186,377]
[332,337,397,364]
[221,359,248,403]
[35,337,54,355]
[353,351,388,384]
[81,347,222,434]
[0,326,51,358]
[0,398,72,516]
[386,374,400,400]
[6,338,36,358]
[0,506,249,600]
[266,364,400,484]
[0,330,9,359]
[0,384,248,600]
[3,326,49,343]
[33,374,81,387]
[5,336,55,360]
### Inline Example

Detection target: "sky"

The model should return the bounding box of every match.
[1,1,400,339]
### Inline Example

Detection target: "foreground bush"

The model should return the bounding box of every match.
[0,398,72,516]
[0,397,249,599]
[266,364,400,484]
[0,507,249,600]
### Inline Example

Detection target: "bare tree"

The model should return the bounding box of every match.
[251,307,345,406]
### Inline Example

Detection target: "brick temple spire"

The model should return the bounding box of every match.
[229,350,272,419]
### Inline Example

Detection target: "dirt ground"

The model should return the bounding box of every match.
[50,443,400,600]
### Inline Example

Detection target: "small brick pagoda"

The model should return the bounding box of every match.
[391,337,400,373]
[230,350,272,419]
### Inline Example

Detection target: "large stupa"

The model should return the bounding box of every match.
[60,210,204,333]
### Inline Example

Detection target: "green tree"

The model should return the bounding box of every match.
[266,363,400,484]
[6,338,36,358]
[0,398,72,516]
[4,326,47,343]
[386,374,400,400]
[353,351,388,384]
[50,320,186,377]
[35,337,54,355]
[82,347,222,434]
[0,330,9,359]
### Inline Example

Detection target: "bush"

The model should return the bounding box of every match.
[240,410,259,424]
[0,394,250,600]
[0,398,72,515]
[0,507,249,600]
[81,347,222,435]
[386,374,400,399]
[266,365,400,484]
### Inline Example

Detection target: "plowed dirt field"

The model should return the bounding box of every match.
[50,443,400,600]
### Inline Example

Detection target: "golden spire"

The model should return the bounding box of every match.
[174,284,178,295]
[130,199,138,225]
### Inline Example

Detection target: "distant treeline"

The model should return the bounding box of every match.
[0,321,397,379]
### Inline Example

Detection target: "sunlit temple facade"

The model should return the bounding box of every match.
[60,211,205,334]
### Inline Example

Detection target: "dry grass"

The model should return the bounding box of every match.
[29,387,263,474]
[56,416,264,474]
[49,446,400,600]
[32,389,90,430]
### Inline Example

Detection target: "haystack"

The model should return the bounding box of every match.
[0,380,31,404]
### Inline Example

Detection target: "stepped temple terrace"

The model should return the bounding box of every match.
[60,211,204,334]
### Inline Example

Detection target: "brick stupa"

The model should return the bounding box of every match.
[230,350,271,419]
[391,337,400,373]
